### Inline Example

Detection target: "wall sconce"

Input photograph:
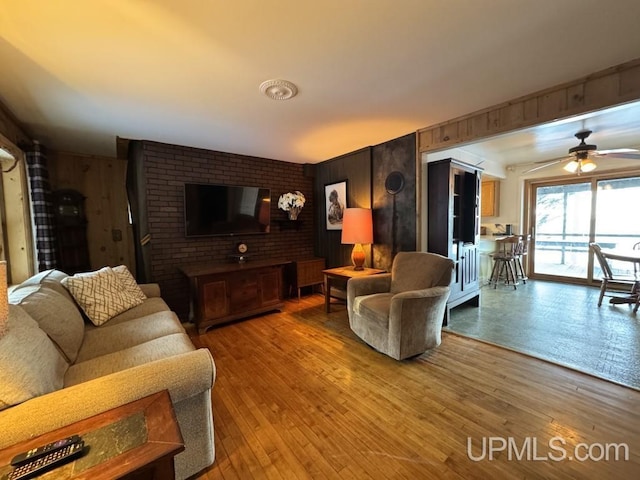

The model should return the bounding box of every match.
[341,208,373,270]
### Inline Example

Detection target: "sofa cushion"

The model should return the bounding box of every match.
[112,265,147,303]
[9,285,85,363]
[76,311,186,363]
[353,292,393,328]
[84,297,172,329]
[21,269,73,303]
[64,333,196,386]
[61,267,144,326]
[0,305,68,411]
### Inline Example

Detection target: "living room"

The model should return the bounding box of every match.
[2,2,640,479]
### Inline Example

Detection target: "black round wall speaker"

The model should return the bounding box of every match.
[385,171,405,195]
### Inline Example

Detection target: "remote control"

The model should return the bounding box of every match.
[8,441,84,480]
[10,435,82,466]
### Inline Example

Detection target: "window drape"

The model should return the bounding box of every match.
[25,141,57,270]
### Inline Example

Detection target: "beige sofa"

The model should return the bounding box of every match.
[0,269,216,480]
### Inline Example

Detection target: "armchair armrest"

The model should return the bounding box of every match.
[386,286,451,358]
[390,286,451,319]
[391,285,450,301]
[347,273,391,298]
[347,273,391,307]
[347,274,391,320]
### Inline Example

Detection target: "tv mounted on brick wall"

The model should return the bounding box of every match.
[184,183,271,237]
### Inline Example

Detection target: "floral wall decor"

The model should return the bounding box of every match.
[278,191,306,220]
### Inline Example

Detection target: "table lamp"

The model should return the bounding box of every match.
[341,208,373,270]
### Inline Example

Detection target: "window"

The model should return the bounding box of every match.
[527,171,640,283]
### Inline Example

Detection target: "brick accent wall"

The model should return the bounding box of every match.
[140,141,315,320]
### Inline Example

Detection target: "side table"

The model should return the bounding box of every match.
[323,266,386,313]
[291,257,326,300]
[0,390,184,480]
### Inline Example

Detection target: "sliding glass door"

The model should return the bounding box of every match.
[529,173,640,282]
[532,182,592,279]
[593,176,640,277]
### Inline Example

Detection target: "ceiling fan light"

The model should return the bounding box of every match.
[564,160,579,173]
[581,159,597,172]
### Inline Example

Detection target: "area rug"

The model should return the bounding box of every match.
[445,280,640,390]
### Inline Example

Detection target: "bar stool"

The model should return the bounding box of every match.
[488,235,521,289]
[514,234,530,283]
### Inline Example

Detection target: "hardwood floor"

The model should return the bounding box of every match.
[190,294,640,479]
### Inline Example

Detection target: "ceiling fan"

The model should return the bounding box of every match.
[524,129,640,174]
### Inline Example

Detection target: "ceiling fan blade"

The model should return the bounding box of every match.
[530,155,568,165]
[594,152,640,160]
[523,159,564,174]
[596,148,639,155]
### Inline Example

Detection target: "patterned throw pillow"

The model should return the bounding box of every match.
[61,267,144,326]
[112,265,147,303]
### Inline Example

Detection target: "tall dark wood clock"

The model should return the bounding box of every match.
[52,189,91,274]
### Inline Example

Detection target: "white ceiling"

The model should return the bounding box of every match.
[2,0,640,166]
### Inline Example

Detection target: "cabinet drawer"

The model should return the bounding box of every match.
[229,272,258,288]
[229,283,258,305]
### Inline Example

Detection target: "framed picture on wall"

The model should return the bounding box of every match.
[324,180,347,230]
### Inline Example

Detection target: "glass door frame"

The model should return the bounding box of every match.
[523,167,640,286]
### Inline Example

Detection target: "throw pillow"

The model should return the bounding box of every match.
[112,265,147,303]
[0,305,68,411]
[9,285,85,364]
[62,267,144,326]
[20,269,73,304]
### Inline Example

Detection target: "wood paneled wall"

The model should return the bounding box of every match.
[312,147,372,268]
[0,102,30,150]
[418,58,640,153]
[48,151,134,273]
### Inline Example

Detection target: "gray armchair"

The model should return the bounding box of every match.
[346,252,454,360]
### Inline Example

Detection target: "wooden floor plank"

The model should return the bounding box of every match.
[191,294,640,479]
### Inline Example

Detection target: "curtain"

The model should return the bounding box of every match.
[25,141,58,270]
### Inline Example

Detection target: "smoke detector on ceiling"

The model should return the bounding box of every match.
[259,79,298,100]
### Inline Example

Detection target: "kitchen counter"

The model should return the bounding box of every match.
[479,237,497,283]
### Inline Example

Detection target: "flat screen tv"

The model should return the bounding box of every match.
[184,183,271,237]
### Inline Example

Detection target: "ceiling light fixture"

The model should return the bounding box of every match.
[563,152,597,174]
[259,79,298,101]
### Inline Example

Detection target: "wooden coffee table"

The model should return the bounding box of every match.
[0,390,184,480]
[323,266,386,312]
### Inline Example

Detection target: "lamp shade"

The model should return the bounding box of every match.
[341,208,373,245]
[341,209,373,270]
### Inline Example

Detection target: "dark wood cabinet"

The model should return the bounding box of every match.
[289,257,325,300]
[52,189,91,274]
[180,259,290,334]
[427,158,481,324]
